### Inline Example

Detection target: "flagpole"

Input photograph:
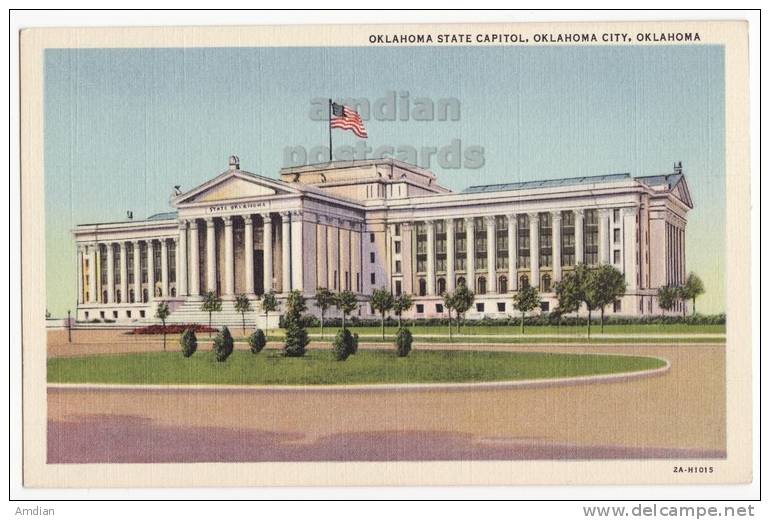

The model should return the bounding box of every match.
[328,98,333,162]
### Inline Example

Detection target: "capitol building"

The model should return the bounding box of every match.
[72,157,693,325]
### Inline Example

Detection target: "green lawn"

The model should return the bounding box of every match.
[47,349,666,386]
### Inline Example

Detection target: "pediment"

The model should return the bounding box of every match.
[671,177,694,209]
[174,170,298,206]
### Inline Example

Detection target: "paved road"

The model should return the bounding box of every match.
[47,340,725,463]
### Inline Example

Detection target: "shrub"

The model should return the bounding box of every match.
[283,291,309,357]
[395,327,413,357]
[180,328,198,358]
[213,326,234,362]
[351,332,359,355]
[332,329,355,361]
[249,329,267,354]
[130,324,217,335]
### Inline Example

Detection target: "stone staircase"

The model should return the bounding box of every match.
[165,298,279,330]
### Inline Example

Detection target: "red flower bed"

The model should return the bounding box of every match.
[128,324,218,335]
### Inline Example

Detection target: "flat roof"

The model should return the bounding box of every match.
[462,173,632,194]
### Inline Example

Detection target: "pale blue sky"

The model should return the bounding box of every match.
[45,45,725,316]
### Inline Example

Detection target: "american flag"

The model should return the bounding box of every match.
[330,102,368,138]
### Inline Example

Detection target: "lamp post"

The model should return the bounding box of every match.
[67,309,72,343]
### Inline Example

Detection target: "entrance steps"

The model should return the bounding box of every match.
[165,298,279,331]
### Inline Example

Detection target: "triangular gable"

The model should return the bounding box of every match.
[174,170,299,206]
[670,176,694,209]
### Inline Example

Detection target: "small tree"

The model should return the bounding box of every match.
[314,287,336,339]
[334,290,358,331]
[155,301,170,351]
[213,326,234,362]
[234,294,253,335]
[680,272,705,316]
[180,328,197,358]
[370,287,395,340]
[395,327,413,357]
[200,291,222,337]
[587,264,626,333]
[452,284,475,333]
[392,293,414,329]
[512,285,540,334]
[332,328,355,361]
[657,285,679,315]
[553,275,582,330]
[443,291,457,341]
[557,264,599,339]
[283,290,309,357]
[260,291,279,337]
[248,329,267,354]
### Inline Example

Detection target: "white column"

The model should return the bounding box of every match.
[189,220,200,296]
[88,244,97,303]
[205,218,216,293]
[133,240,141,302]
[281,212,292,293]
[327,218,339,290]
[599,208,610,264]
[290,210,304,292]
[262,213,274,293]
[160,239,169,297]
[552,211,562,283]
[351,223,361,292]
[147,240,156,300]
[507,214,517,291]
[574,209,585,265]
[528,213,539,289]
[119,242,128,303]
[76,245,84,304]
[485,216,497,293]
[623,207,638,291]
[426,220,436,295]
[464,217,475,289]
[177,223,187,296]
[106,243,115,303]
[223,216,234,296]
[316,216,328,289]
[244,215,254,295]
[445,218,455,292]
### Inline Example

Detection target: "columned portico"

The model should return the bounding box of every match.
[147,240,156,300]
[262,213,274,293]
[106,243,115,303]
[205,218,216,293]
[485,216,497,294]
[189,221,200,297]
[177,223,188,296]
[575,209,585,264]
[243,215,255,295]
[552,212,562,282]
[507,214,517,291]
[281,212,291,293]
[223,216,235,296]
[528,213,540,289]
[445,218,455,292]
[133,240,142,302]
[426,219,436,295]
[119,242,128,303]
[464,217,475,288]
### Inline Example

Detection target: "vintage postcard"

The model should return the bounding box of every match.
[20,19,752,487]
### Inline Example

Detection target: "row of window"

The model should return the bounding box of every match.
[97,243,177,286]
[410,272,552,296]
[411,299,623,315]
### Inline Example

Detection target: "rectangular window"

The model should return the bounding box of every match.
[356,273,360,292]
[436,303,444,313]
[613,228,621,244]
[497,302,506,312]
[475,302,485,312]
[370,272,375,284]
[370,233,375,243]
[517,214,530,268]
[613,299,622,313]
[540,301,550,312]
[395,280,402,295]
[394,224,400,236]
[334,270,338,290]
[613,208,620,223]
[113,311,118,319]
[126,310,132,318]
[139,310,145,318]
[416,304,424,314]
[613,250,621,264]
[370,252,375,263]
[395,260,402,274]
[394,241,401,254]
[584,209,599,265]
[539,213,552,267]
